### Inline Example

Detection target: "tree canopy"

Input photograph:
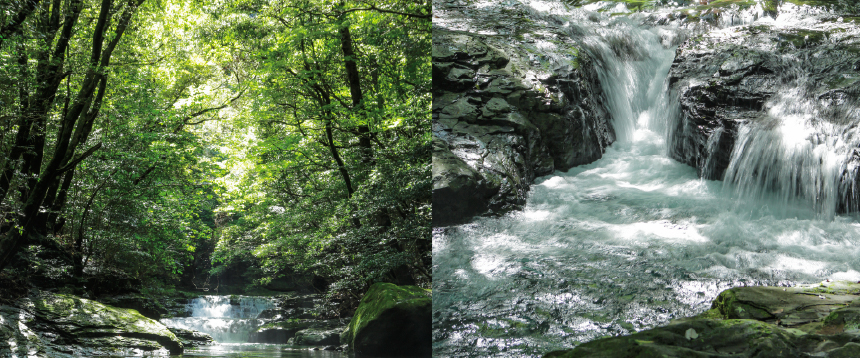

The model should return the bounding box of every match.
[0,0,430,313]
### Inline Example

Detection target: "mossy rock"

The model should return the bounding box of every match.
[1,291,182,357]
[343,283,431,357]
[545,318,804,357]
[544,281,860,357]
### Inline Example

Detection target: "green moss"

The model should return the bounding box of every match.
[712,288,773,320]
[694,308,725,320]
[776,29,826,51]
[566,0,648,12]
[694,0,757,11]
[343,283,431,345]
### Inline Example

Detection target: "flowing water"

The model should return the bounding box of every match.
[433,2,860,357]
[156,296,345,357]
[162,296,275,343]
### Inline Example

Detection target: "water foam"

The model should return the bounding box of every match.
[160,296,274,343]
[433,1,860,357]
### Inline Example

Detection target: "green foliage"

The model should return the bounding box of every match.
[0,0,430,308]
[208,0,431,314]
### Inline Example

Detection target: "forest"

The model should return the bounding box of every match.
[0,0,430,356]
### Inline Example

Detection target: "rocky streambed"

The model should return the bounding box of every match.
[433,0,860,357]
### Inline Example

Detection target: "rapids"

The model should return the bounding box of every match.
[432,1,860,357]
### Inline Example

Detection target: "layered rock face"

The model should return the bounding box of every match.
[667,13,860,212]
[248,293,348,350]
[546,281,860,358]
[0,291,183,357]
[432,4,615,226]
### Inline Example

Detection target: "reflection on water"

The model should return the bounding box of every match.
[103,343,348,357]
[174,343,346,357]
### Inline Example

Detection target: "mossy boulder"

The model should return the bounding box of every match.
[0,291,182,357]
[545,318,807,358]
[343,283,431,357]
[544,281,860,357]
[99,292,192,320]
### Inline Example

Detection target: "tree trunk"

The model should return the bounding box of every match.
[338,19,373,164]
[0,0,146,273]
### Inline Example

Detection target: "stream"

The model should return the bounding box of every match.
[432,1,860,357]
[159,296,346,358]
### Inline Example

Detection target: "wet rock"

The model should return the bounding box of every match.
[167,327,214,347]
[544,281,860,357]
[667,16,860,212]
[99,293,192,320]
[343,283,431,357]
[433,25,614,226]
[250,318,347,345]
[256,308,280,319]
[0,291,182,357]
[250,320,314,344]
[274,293,319,310]
[293,327,341,346]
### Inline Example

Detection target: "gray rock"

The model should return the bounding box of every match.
[433,26,614,226]
[167,327,214,347]
[293,327,342,346]
[667,19,860,214]
[251,318,347,345]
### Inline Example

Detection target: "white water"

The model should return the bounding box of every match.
[433,2,860,357]
[161,296,274,343]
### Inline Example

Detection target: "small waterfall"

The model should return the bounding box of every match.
[581,17,679,143]
[721,84,860,217]
[161,296,274,343]
[432,2,860,357]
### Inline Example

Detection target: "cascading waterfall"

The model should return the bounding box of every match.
[722,84,860,218]
[433,1,860,358]
[161,296,274,343]
[580,19,677,142]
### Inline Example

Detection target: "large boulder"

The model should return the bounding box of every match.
[545,281,860,357]
[0,291,183,357]
[432,3,615,226]
[342,283,431,357]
